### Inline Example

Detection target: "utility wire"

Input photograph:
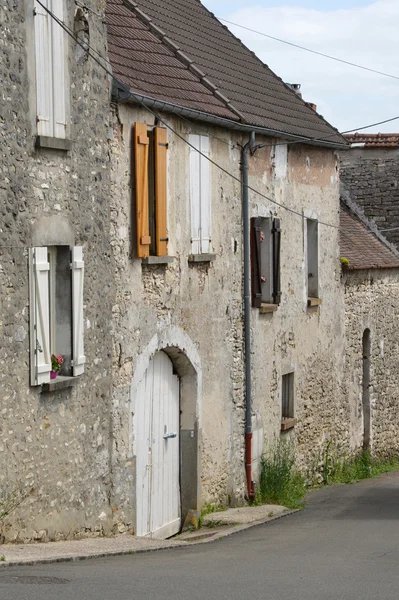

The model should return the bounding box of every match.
[31,0,399,237]
[218,17,399,82]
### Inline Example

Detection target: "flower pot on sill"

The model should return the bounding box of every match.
[50,371,59,380]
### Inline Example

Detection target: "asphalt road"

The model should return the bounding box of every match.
[1,471,399,600]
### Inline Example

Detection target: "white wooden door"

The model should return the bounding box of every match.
[135,352,181,539]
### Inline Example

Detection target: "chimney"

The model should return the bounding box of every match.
[286,83,302,97]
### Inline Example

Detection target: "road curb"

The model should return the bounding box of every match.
[0,509,300,567]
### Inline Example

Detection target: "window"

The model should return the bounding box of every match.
[189,135,211,254]
[251,217,281,307]
[34,0,67,139]
[281,373,296,431]
[306,218,319,299]
[29,246,85,386]
[133,123,168,258]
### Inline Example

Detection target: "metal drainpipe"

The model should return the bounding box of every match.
[242,131,256,500]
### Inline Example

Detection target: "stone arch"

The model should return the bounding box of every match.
[130,326,202,531]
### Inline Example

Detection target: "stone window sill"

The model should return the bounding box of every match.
[35,136,72,151]
[281,418,297,432]
[188,254,216,264]
[142,256,175,265]
[259,303,278,314]
[308,297,322,307]
[41,376,77,393]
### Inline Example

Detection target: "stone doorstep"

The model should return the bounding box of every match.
[0,506,298,566]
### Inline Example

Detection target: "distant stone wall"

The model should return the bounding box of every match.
[340,148,399,248]
[342,268,399,457]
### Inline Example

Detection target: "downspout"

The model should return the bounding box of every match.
[242,131,256,500]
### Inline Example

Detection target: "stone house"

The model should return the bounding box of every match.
[0,0,115,542]
[340,133,399,248]
[2,0,398,545]
[105,0,350,538]
[340,198,399,456]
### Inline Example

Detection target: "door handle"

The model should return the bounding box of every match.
[163,432,177,439]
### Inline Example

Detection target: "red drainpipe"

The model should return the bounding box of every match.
[245,432,255,500]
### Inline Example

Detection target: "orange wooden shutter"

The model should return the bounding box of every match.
[154,127,168,256]
[134,122,151,258]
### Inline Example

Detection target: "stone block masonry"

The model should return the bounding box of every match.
[0,0,116,542]
[340,147,399,248]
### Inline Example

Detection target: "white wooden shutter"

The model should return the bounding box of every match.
[199,136,211,253]
[51,0,67,139]
[189,135,201,254]
[29,247,51,386]
[34,0,54,137]
[72,247,85,376]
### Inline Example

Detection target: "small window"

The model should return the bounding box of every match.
[189,134,211,254]
[49,246,72,375]
[251,217,281,307]
[34,0,67,139]
[133,123,168,258]
[29,245,85,386]
[306,218,319,299]
[281,373,295,430]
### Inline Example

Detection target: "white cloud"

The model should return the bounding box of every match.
[221,0,399,133]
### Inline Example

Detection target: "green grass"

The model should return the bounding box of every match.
[256,441,399,511]
[257,441,306,509]
[321,447,399,486]
[198,503,228,528]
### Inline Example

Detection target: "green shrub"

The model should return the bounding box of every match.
[257,441,306,509]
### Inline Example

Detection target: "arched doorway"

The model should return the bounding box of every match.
[133,339,200,539]
[135,351,180,539]
[362,329,371,450]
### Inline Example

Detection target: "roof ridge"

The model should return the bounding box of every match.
[340,189,399,259]
[187,0,345,144]
[122,0,246,122]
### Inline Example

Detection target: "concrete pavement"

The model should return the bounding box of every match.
[1,471,399,599]
[0,504,293,566]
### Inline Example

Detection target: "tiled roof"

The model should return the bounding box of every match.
[340,203,399,270]
[345,133,399,148]
[106,0,347,146]
[106,0,239,120]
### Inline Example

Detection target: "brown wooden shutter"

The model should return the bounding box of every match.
[272,218,281,304]
[154,127,168,256]
[134,122,151,258]
[250,217,263,308]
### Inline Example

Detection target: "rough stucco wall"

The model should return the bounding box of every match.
[340,148,399,248]
[109,101,346,533]
[343,269,399,457]
[0,0,115,542]
[249,144,347,471]
[109,107,246,532]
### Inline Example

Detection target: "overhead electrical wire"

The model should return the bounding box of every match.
[217,17,399,82]
[27,0,399,238]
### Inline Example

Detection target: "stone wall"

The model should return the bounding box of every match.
[0,0,115,542]
[108,99,347,533]
[342,268,399,457]
[340,147,399,247]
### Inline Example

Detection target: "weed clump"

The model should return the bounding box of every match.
[257,442,306,509]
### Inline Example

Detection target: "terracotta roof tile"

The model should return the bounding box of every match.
[340,204,399,270]
[345,133,399,148]
[106,0,347,145]
[106,0,239,120]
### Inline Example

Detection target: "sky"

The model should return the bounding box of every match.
[202,0,398,134]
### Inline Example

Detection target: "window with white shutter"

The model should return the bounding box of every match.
[34,0,67,140]
[189,135,211,254]
[29,245,85,385]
